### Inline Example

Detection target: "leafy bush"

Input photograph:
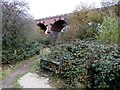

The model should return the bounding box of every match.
[45,39,120,89]
[92,60,120,89]
[2,42,41,65]
[96,13,119,45]
[39,36,51,46]
[2,0,41,65]
[65,5,104,41]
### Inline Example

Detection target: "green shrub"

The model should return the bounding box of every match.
[96,14,119,45]
[92,60,120,89]
[2,42,41,65]
[34,47,40,55]
[39,36,51,46]
[45,39,120,89]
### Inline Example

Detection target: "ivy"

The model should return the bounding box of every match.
[45,39,120,88]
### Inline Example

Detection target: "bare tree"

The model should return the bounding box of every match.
[2,0,40,64]
[2,0,39,49]
[101,0,119,7]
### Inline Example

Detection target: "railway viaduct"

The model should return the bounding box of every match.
[35,14,69,33]
[35,3,119,33]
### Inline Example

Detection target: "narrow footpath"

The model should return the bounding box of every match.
[2,56,38,88]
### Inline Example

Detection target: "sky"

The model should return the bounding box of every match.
[26,0,102,19]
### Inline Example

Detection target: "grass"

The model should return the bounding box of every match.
[0,68,11,81]
[40,48,51,57]
[12,74,24,88]
[29,54,40,72]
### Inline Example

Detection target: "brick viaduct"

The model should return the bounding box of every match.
[35,3,119,33]
[35,14,69,33]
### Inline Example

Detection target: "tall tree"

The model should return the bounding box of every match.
[2,0,40,64]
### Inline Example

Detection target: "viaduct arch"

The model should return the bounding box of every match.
[35,14,68,33]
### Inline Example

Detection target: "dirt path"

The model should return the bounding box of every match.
[2,56,39,88]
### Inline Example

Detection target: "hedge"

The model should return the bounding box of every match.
[45,39,120,89]
[2,42,41,65]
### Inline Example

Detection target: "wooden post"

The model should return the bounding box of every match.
[59,46,64,78]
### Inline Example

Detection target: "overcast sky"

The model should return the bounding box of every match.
[26,0,102,19]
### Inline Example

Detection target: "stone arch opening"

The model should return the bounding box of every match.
[51,20,67,32]
[37,23,47,32]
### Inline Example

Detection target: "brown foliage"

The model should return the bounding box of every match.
[64,3,119,41]
[65,8,96,41]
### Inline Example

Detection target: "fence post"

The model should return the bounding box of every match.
[59,46,64,78]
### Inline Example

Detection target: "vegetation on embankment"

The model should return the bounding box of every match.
[41,1,120,89]
[44,39,120,89]
[2,0,42,65]
[1,0,120,89]
[64,2,119,45]
[29,58,40,73]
